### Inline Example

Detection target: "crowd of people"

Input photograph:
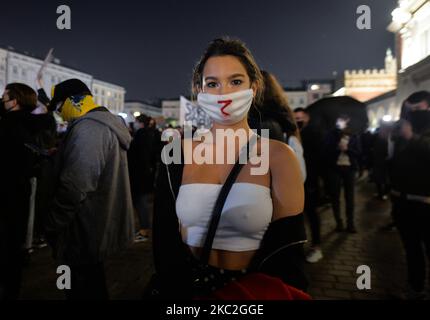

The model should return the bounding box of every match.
[0,37,429,300]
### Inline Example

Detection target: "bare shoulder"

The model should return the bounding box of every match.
[268,138,297,166]
[266,138,304,219]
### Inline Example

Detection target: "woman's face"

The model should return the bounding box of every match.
[202,55,256,96]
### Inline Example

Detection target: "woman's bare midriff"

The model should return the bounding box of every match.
[188,245,256,271]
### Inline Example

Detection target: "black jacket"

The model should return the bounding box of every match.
[0,111,34,252]
[248,103,297,143]
[301,125,324,182]
[324,128,362,170]
[151,143,308,299]
[128,127,157,197]
[390,129,430,196]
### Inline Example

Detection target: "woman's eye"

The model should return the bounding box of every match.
[206,82,218,88]
[231,79,243,86]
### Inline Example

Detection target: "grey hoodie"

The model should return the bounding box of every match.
[46,108,135,265]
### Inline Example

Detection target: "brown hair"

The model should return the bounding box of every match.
[5,83,37,111]
[192,37,264,104]
[259,71,301,140]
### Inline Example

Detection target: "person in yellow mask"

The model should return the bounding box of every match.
[45,78,134,300]
[49,79,98,121]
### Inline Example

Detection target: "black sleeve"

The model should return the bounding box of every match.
[250,214,309,291]
[151,160,193,299]
[37,88,50,106]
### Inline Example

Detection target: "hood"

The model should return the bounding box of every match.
[73,109,132,150]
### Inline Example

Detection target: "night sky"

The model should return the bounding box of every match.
[1,0,398,101]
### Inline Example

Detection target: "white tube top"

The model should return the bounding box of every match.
[176,182,273,252]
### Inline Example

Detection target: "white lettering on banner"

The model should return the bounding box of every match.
[180,96,212,129]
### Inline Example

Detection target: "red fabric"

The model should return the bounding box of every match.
[196,273,312,300]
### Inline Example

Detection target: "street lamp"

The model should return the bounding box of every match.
[382,115,393,122]
[133,111,141,117]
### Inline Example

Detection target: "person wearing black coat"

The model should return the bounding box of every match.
[147,146,308,299]
[0,83,41,300]
[146,38,308,300]
[324,115,362,233]
[389,91,430,299]
[128,115,157,241]
[295,107,325,263]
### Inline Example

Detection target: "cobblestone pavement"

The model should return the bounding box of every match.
[305,180,407,300]
[20,180,408,300]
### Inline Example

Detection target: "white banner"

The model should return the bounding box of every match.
[180,96,212,129]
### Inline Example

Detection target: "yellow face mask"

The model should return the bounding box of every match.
[59,95,98,122]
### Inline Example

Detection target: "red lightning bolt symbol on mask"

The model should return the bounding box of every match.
[218,99,232,116]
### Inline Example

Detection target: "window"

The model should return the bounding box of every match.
[22,69,27,77]
[13,66,18,74]
[102,90,105,96]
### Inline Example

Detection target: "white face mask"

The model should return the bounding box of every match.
[336,119,347,130]
[197,89,254,125]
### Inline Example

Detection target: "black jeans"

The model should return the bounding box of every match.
[392,197,430,292]
[327,166,356,228]
[134,193,152,230]
[305,174,321,246]
[65,263,109,300]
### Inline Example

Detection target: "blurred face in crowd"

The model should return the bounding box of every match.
[404,100,429,112]
[1,90,20,112]
[405,99,430,134]
[336,117,350,130]
[201,55,257,96]
[294,111,309,129]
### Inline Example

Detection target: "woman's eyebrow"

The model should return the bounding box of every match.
[228,73,246,79]
[204,74,246,82]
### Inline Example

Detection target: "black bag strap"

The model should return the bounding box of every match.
[200,136,256,264]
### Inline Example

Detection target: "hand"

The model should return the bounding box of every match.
[36,72,44,89]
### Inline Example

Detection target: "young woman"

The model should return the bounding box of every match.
[150,38,307,299]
